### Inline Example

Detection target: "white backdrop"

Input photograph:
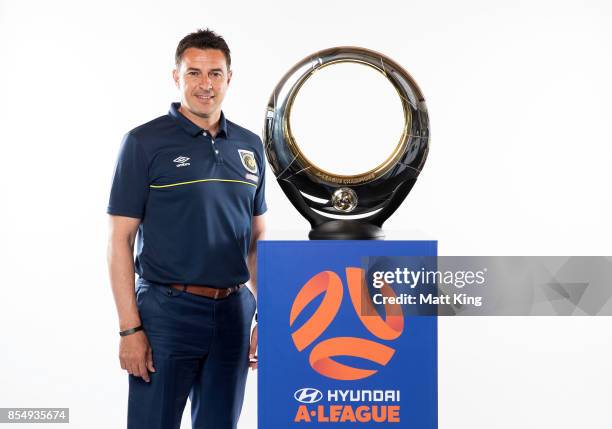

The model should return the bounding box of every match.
[0,0,611,428]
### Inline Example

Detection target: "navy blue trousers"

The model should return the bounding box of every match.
[128,279,256,429]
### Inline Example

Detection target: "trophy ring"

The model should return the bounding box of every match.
[264,46,429,240]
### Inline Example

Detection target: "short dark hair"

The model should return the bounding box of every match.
[175,28,231,70]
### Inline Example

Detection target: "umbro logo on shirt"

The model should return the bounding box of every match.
[173,156,191,167]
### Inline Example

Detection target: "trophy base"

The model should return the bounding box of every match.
[309,220,385,240]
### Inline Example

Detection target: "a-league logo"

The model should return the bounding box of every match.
[289,268,404,380]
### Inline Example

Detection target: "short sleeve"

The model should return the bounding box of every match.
[107,133,149,218]
[253,140,268,216]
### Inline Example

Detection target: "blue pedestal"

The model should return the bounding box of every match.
[258,241,438,428]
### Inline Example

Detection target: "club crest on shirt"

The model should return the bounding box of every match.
[238,150,258,174]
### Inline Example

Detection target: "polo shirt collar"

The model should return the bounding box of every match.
[169,102,228,138]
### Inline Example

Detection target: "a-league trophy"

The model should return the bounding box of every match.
[264,46,429,239]
[259,48,437,429]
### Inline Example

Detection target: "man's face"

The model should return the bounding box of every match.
[173,47,232,119]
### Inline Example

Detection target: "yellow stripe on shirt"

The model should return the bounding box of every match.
[150,178,257,189]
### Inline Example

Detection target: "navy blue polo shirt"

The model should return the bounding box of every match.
[107,102,267,287]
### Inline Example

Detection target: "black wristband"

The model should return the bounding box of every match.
[119,325,144,337]
[255,312,258,323]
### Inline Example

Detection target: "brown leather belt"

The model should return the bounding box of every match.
[171,283,243,299]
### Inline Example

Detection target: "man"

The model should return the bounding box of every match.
[107,29,266,429]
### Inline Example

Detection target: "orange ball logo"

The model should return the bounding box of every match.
[289,267,404,381]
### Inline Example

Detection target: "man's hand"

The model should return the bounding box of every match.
[108,215,155,380]
[249,324,258,370]
[246,214,264,371]
[119,331,156,382]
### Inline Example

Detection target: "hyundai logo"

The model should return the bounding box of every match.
[294,388,323,404]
